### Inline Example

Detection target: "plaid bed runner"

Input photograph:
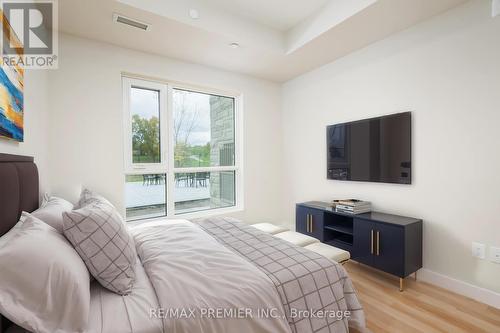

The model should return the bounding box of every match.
[195,217,365,333]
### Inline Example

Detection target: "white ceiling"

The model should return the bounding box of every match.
[197,0,330,31]
[58,0,468,82]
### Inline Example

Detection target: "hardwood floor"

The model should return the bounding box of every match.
[344,261,500,333]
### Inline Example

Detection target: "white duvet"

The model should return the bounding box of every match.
[87,220,291,333]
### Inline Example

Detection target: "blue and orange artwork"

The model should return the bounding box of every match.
[0,10,24,142]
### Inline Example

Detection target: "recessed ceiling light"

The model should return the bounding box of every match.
[229,42,240,49]
[189,9,199,19]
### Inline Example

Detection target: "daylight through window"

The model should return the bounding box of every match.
[123,78,240,221]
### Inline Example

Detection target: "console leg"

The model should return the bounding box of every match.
[399,278,404,292]
[414,271,417,281]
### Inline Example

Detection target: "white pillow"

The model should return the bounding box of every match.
[75,188,114,209]
[31,194,73,233]
[0,213,90,333]
[63,201,136,295]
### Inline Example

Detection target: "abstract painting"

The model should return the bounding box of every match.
[0,10,24,142]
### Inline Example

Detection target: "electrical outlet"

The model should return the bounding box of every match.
[490,246,500,264]
[472,242,486,259]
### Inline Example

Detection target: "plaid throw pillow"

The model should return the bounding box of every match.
[63,201,136,295]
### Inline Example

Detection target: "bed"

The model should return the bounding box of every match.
[0,153,365,333]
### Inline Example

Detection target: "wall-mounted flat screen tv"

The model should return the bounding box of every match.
[327,112,411,184]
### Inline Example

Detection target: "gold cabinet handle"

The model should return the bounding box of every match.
[376,231,380,256]
[306,214,310,232]
[310,215,313,233]
[370,229,374,254]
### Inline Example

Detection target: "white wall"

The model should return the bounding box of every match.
[282,0,500,294]
[4,0,498,303]
[47,34,284,223]
[0,70,50,193]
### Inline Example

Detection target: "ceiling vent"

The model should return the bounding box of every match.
[113,13,151,31]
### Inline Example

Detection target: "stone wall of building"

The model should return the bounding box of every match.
[209,96,235,206]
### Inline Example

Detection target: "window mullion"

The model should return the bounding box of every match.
[235,95,243,212]
[166,84,175,217]
[173,166,238,173]
[123,78,133,173]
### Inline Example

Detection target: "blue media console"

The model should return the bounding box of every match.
[296,201,422,291]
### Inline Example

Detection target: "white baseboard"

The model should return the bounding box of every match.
[418,268,500,309]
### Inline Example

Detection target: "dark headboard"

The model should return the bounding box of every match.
[0,153,39,332]
[0,153,39,236]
